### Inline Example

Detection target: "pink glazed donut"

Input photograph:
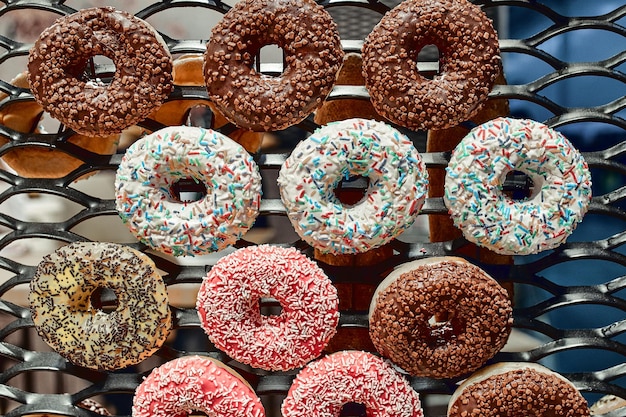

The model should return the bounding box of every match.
[196,245,339,371]
[281,350,424,417]
[132,355,265,417]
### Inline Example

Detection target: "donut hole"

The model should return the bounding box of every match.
[417,44,440,79]
[185,105,214,128]
[427,311,462,343]
[259,297,282,317]
[75,55,116,84]
[333,175,370,205]
[339,402,367,417]
[169,177,208,203]
[90,287,118,314]
[253,44,284,76]
[502,170,536,200]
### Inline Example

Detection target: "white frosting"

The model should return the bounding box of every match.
[277,118,429,254]
[444,117,592,255]
[29,242,171,370]
[115,126,262,256]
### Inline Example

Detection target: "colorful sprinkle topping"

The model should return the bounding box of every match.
[115,126,262,256]
[278,118,429,254]
[444,117,592,255]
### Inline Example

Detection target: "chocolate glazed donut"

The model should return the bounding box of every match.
[448,363,590,417]
[362,0,500,131]
[369,257,513,379]
[28,7,173,137]
[204,0,344,131]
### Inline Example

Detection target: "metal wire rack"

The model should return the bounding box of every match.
[0,0,624,416]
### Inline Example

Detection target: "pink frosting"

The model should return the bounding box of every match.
[196,245,339,371]
[132,355,265,417]
[282,350,424,417]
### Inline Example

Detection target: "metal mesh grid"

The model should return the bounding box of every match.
[0,0,624,416]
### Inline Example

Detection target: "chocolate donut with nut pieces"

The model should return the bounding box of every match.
[204,0,344,131]
[448,362,590,417]
[28,7,172,137]
[362,0,500,130]
[369,256,513,379]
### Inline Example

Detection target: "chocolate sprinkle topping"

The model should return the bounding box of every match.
[362,0,500,130]
[29,242,172,370]
[204,0,344,131]
[449,366,590,416]
[369,258,512,379]
[27,7,173,137]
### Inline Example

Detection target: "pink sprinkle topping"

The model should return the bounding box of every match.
[196,245,339,371]
[282,350,423,417]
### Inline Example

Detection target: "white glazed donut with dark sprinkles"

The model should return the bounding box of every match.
[444,117,592,255]
[196,245,339,371]
[132,355,265,417]
[277,118,429,254]
[115,126,262,256]
[29,242,171,370]
[281,350,424,417]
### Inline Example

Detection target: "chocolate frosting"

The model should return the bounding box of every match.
[204,0,344,131]
[28,7,172,137]
[369,258,512,379]
[362,0,500,130]
[449,365,590,417]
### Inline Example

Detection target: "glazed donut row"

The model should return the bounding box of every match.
[29,241,590,415]
[113,117,591,258]
[25,0,500,138]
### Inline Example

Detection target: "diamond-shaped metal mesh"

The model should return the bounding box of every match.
[0,0,624,416]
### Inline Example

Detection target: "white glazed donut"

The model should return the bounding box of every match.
[29,242,171,370]
[444,117,592,255]
[281,350,423,417]
[132,355,265,417]
[115,126,262,256]
[196,245,339,371]
[277,118,429,254]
